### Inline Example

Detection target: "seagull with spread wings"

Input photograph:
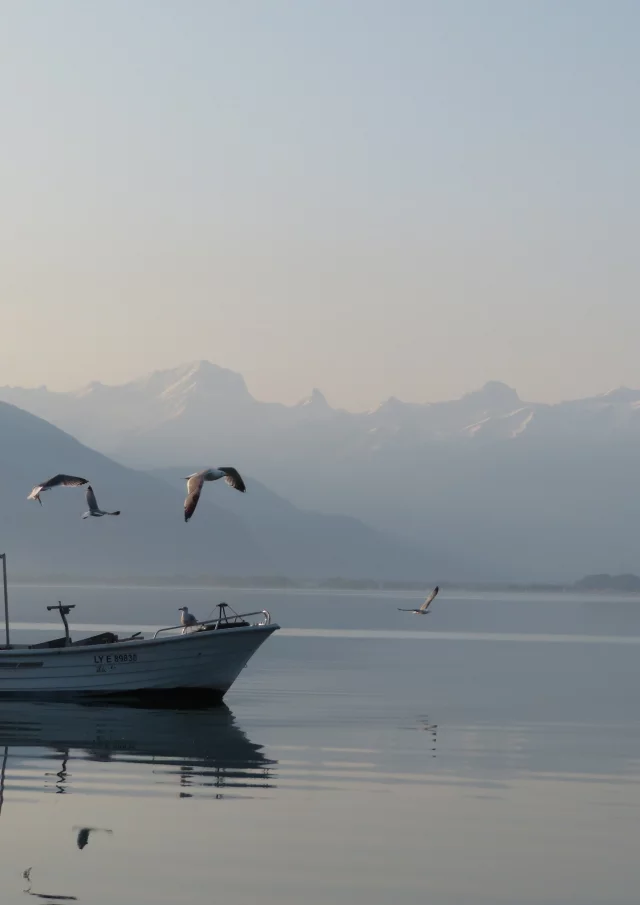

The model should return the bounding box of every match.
[27,474,88,505]
[184,467,246,522]
[398,585,440,615]
[81,486,120,519]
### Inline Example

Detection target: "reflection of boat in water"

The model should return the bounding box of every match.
[0,700,276,797]
[2,704,276,901]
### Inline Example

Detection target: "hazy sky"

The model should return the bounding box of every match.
[1,0,639,409]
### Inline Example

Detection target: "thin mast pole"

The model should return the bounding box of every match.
[1,554,9,649]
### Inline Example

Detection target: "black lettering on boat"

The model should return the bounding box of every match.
[94,652,137,672]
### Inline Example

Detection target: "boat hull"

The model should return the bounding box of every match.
[0,624,278,698]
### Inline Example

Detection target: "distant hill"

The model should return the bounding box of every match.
[574,574,640,593]
[149,467,433,581]
[0,401,432,583]
[0,399,262,580]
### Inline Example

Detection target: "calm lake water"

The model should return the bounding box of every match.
[0,586,640,904]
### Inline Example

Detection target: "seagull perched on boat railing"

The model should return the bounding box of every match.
[81,486,120,519]
[183,467,246,522]
[398,586,440,615]
[28,474,88,505]
[179,606,198,634]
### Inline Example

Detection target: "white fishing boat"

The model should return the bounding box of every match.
[0,554,279,700]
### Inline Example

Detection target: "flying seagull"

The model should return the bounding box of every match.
[184,467,246,522]
[398,585,440,614]
[28,474,88,505]
[81,486,120,519]
[179,606,198,634]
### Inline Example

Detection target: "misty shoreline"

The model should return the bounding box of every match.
[7,575,640,595]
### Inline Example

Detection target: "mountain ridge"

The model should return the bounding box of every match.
[7,362,640,449]
[0,398,433,582]
[3,363,640,582]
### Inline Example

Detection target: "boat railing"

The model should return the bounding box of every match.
[153,609,272,639]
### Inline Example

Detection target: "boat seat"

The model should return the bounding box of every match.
[29,637,68,649]
[71,632,118,647]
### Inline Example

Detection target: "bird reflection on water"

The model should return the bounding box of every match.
[73,827,113,851]
[419,717,438,757]
[22,867,77,901]
[44,752,69,794]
